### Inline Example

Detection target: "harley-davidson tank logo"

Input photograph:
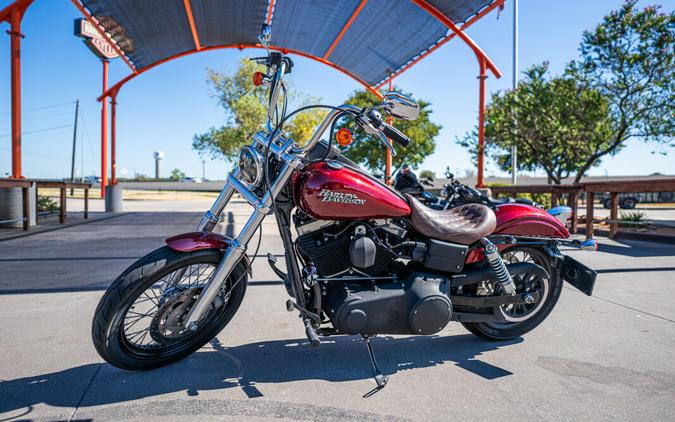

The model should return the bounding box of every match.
[318,189,366,205]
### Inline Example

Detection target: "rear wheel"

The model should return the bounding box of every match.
[92,247,247,370]
[461,246,562,341]
[620,197,637,209]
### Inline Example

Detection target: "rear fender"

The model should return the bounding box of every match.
[465,204,569,265]
[165,231,252,275]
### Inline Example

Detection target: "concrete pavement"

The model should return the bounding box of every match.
[1,205,674,421]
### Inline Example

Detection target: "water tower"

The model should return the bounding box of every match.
[153,151,164,179]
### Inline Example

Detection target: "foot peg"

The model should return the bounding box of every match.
[267,253,287,280]
[362,335,388,395]
[304,319,321,347]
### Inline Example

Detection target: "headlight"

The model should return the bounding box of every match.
[237,146,263,186]
[441,188,448,198]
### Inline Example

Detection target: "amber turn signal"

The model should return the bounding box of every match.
[336,128,353,146]
[252,72,265,86]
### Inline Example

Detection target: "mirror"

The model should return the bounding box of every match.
[382,91,420,121]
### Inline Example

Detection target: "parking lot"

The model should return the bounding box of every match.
[1,201,674,421]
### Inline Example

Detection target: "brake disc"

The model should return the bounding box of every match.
[149,287,204,343]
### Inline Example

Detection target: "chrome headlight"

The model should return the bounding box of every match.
[238,146,263,186]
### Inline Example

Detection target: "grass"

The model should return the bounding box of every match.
[618,210,648,227]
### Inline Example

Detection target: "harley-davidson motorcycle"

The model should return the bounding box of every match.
[92,26,598,389]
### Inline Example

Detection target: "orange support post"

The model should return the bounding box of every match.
[385,78,393,184]
[477,58,487,188]
[101,60,109,198]
[110,93,117,185]
[9,7,23,178]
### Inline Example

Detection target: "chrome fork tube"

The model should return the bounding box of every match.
[185,158,299,329]
[197,169,239,232]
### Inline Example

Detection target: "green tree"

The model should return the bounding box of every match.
[459,2,674,183]
[192,59,267,161]
[566,1,674,180]
[170,168,186,180]
[419,170,436,179]
[193,60,332,160]
[458,63,613,184]
[337,89,441,173]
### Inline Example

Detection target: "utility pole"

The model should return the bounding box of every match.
[70,100,79,195]
[511,0,519,185]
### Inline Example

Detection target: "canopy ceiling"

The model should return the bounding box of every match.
[78,0,503,90]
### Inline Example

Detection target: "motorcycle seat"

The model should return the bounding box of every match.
[405,194,496,245]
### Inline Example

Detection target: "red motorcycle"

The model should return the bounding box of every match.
[92,26,597,390]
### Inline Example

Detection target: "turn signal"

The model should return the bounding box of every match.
[336,128,353,146]
[252,72,265,86]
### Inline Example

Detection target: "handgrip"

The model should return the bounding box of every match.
[382,123,410,147]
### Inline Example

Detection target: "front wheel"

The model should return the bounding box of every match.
[461,246,563,341]
[92,246,247,370]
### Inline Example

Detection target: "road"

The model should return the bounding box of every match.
[0,203,674,421]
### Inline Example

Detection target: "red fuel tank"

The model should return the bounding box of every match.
[294,161,411,220]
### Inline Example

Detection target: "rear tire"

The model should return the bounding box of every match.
[461,246,562,341]
[91,246,247,370]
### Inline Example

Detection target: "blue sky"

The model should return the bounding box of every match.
[0,0,673,180]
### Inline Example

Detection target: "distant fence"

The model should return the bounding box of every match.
[491,178,675,239]
[0,179,92,231]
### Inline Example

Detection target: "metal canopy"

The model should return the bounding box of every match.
[76,0,503,95]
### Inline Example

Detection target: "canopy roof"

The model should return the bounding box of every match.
[74,0,503,96]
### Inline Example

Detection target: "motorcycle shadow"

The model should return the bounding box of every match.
[0,334,521,414]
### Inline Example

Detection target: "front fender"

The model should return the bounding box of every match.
[165,231,252,275]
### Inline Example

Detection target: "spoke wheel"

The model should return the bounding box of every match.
[120,262,221,352]
[491,249,549,324]
[461,246,563,341]
[92,247,248,370]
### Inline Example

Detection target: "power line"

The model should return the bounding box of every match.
[0,147,67,160]
[0,123,73,138]
[0,101,76,116]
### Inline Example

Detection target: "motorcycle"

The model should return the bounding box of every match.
[91,25,598,391]
[393,165,446,209]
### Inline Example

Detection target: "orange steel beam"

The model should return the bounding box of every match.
[385,78,393,184]
[323,0,367,59]
[265,0,275,25]
[101,60,109,198]
[99,44,384,101]
[183,0,201,51]
[8,5,25,178]
[476,58,487,188]
[2,0,34,178]
[373,0,504,89]
[0,0,33,23]
[111,93,117,185]
[411,0,501,78]
[70,0,137,73]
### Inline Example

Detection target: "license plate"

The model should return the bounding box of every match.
[561,255,597,296]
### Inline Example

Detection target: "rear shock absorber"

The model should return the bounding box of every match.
[480,238,516,296]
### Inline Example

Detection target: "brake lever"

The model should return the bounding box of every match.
[376,132,397,157]
[355,109,396,157]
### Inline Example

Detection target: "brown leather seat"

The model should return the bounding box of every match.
[406,194,497,245]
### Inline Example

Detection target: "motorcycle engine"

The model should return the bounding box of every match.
[325,273,452,335]
[295,220,398,278]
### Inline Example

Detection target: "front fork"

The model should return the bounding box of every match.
[184,140,302,330]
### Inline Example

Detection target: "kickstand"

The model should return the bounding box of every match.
[362,335,388,397]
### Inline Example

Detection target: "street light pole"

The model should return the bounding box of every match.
[511,0,518,185]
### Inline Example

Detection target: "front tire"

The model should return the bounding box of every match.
[92,246,247,370]
[461,246,562,341]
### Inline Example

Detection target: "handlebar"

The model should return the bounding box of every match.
[382,123,410,147]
